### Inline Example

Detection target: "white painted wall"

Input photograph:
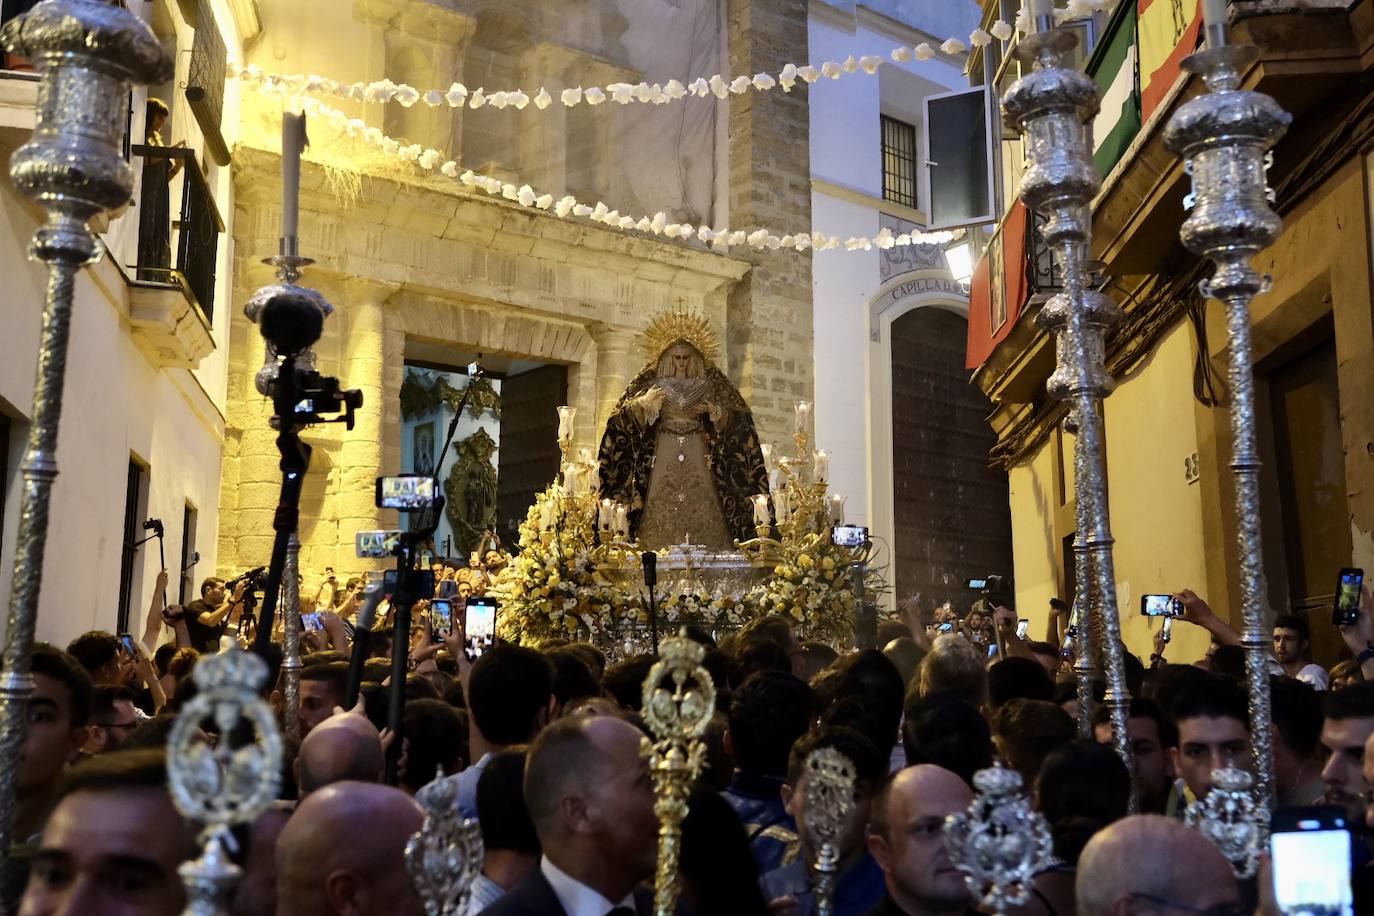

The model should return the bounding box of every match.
[808,2,973,567]
[0,0,243,647]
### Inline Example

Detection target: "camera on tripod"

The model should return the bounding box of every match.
[271,369,363,430]
[225,565,268,592]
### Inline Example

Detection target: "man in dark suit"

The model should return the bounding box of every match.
[479,715,657,916]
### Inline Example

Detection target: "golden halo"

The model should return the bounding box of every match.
[641,310,721,366]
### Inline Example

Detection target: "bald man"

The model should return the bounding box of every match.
[482,715,657,916]
[864,765,974,916]
[275,782,425,916]
[293,709,384,798]
[1076,815,1240,916]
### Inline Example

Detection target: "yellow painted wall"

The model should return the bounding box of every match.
[1010,322,1212,667]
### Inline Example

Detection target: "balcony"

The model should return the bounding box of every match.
[126,144,221,369]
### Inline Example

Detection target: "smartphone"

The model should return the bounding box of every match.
[1333,568,1363,626]
[356,529,402,558]
[375,475,436,510]
[831,525,868,548]
[1161,617,1173,644]
[967,578,989,590]
[1270,806,1352,915]
[938,622,954,633]
[986,643,998,659]
[1140,594,1183,618]
[1015,619,1029,639]
[465,596,497,643]
[118,633,136,656]
[301,612,323,632]
[430,599,453,639]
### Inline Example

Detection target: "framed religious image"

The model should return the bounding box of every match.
[412,422,436,476]
[988,228,1007,333]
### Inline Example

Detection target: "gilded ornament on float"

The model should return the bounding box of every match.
[639,309,722,365]
[804,747,857,916]
[640,630,715,916]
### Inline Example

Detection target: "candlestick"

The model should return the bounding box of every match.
[281,111,307,241]
[760,443,773,469]
[557,405,575,442]
[828,494,846,524]
[752,494,770,528]
[615,504,629,539]
[775,489,791,525]
[813,450,830,485]
[794,401,812,436]
[600,498,613,531]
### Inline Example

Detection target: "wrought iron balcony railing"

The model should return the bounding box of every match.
[131,144,223,327]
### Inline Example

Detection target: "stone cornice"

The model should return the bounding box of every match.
[232,146,752,293]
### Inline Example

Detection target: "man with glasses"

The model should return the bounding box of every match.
[1076,815,1242,916]
[84,686,142,755]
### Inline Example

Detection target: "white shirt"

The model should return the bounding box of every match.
[1295,663,1330,691]
[540,856,635,916]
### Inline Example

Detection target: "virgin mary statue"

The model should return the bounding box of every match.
[598,312,769,549]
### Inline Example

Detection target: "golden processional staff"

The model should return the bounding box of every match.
[640,629,716,916]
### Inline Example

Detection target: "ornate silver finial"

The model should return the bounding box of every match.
[945,765,1054,913]
[805,747,857,916]
[1184,767,1265,879]
[405,771,484,916]
[641,630,716,916]
[168,648,283,916]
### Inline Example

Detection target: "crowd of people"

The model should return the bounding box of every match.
[8,567,1374,916]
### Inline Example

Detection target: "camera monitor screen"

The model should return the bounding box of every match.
[376,475,436,510]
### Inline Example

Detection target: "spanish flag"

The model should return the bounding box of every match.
[1138,0,1201,123]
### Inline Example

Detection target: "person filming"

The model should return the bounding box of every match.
[183,576,247,653]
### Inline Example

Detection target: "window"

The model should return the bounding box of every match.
[179,503,197,605]
[117,459,148,634]
[881,115,918,210]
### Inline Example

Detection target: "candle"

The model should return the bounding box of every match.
[614,504,628,538]
[768,468,780,494]
[813,449,830,484]
[1202,0,1227,30]
[557,406,575,441]
[752,494,771,527]
[760,443,773,469]
[775,489,790,524]
[1027,0,1053,24]
[579,447,594,466]
[539,501,554,531]
[794,401,812,435]
[281,111,308,240]
[563,465,578,499]
[829,494,846,523]
[600,498,613,531]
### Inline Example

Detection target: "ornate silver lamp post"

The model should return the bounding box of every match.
[1002,12,1134,798]
[0,0,171,894]
[1163,14,1290,813]
[945,765,1054,914]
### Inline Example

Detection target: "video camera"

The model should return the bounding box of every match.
[142,517,164,538]
[966,574,1009,606]
[273,369,363,430]
[225,565,268,591]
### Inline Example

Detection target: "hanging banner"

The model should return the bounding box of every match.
[1138,0,1201,123]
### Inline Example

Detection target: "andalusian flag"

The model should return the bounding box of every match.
[1088,1,1139,176]
[1138,0,1201,122]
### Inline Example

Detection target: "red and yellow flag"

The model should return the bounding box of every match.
[1138,0,1201,123]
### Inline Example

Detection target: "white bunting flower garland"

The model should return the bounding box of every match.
[228,0,1114,115]
[286,92,954,253]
